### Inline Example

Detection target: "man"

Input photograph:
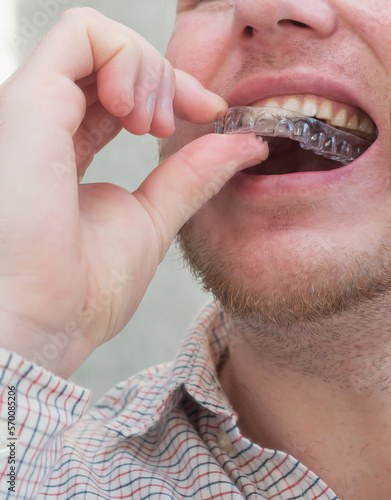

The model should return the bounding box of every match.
[0,1,388,498]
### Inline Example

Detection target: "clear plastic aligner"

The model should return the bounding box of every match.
[215,106,374,165]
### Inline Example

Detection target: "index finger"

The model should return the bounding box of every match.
[26,9,226,131]
[173,69,228,124]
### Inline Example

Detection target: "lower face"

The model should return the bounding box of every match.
[163,3,391,327]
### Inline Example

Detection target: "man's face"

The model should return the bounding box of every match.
[163,0,391,326]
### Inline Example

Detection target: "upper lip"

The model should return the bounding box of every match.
[223,71,378,131]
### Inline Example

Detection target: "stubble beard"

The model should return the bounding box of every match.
[160,138,391,375]
[177,219,391,331]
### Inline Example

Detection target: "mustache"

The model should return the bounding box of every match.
[216,45,364,101]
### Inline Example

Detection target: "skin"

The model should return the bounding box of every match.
[2,2,391,498]
[162,0,391,498]
[0,8,268,377]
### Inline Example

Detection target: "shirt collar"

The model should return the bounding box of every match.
[171,301,234,417]
[101,301,236,438]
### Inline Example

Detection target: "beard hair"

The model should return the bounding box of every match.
[176,218,391,331]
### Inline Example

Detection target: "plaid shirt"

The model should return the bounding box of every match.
[0,301,338,499]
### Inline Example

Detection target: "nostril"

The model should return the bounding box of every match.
[244,25,254,37]
[279,19,310,29]
[243,20,309,37]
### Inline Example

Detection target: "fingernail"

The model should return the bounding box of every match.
[202,87,220,98]
[161,98,174,124]
[202,88,228,107]
[146,94,156,120]
[236,134,269,160]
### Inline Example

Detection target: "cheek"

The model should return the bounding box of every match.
[337,0,391,73]
[166,15,232,87]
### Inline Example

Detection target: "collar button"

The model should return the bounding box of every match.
[217,430,233,454]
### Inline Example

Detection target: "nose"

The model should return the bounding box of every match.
[232,0,337,42]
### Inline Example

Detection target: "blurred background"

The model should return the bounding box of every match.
[0,0,211,405]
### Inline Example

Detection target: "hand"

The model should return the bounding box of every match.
[0,8,268,378]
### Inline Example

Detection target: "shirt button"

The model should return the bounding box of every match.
[217,430,233,454]
[0,419,9,459]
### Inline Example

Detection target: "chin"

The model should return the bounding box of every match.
[177,217,391,327]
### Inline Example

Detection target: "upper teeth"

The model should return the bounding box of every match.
[252,95,377,138]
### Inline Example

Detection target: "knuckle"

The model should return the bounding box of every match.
[60,7,100,22]
[176,148,203,182]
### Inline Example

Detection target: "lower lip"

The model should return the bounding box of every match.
[229,149,372,199]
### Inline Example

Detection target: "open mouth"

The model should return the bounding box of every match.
[246,136,343,175]
[216,95,378,176]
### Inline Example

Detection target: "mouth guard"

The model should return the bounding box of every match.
[215,106,374,165]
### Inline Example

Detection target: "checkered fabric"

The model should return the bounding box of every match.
[0,301,338,499]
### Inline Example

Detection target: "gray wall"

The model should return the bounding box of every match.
[4,0,210,405]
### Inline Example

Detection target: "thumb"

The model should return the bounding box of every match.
[133,133,269,261]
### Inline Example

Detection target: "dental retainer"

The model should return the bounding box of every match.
[215,106,374,165]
